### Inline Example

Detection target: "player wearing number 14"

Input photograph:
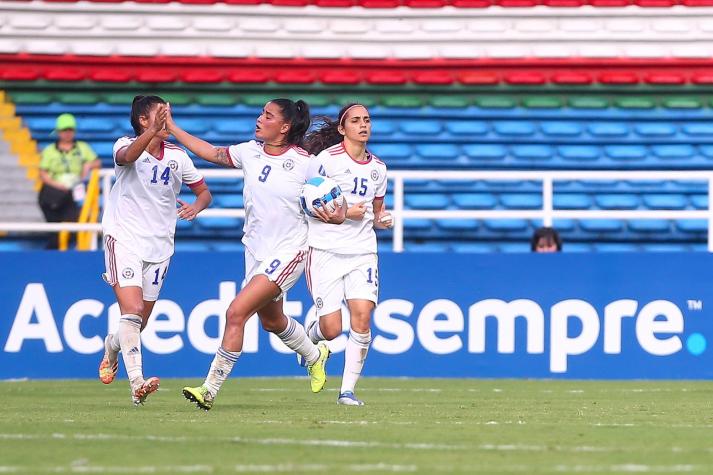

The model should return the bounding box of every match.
[99,96,212,405]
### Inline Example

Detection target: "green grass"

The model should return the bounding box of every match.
[1,378,713,474]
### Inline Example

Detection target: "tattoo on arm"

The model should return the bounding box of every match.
[215,147,232,167]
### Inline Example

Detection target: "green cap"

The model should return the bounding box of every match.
[55,113,76,131]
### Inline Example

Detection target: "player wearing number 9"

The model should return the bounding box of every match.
[166,99,346,410]
[99,95,213,405]
[301,103,392,406]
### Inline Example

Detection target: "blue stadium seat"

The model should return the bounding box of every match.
[593,243,640,252]
[403,219,433,231]
[25,117,56,133]
[93,141,115,160]
[640,243,690,252]
[604,145,647,161]
[406,194,450,209]
[558,145,599,162]
[214,120,256,136]
[540,122,582,137]
[595,194,639,210]
[634,123,676,138]
[463,144,507,161]
[77,117,115,133]
[452,193,497,209]
[215,194,244,208]
[683,124,713,137]
[500,194,542,209]
[642,194,687,210]
[369,144,412,162]
[691,195,708,209]
[436,219,478,231]
[482,219,529,232]
[675,219,707,233]
[180,118,211,135]
[628,220,671,232]
[370,120,397,137]
[652,145,696,161]
[499,243,530,253]
[579,219,625,232]
[400,120,442,136]
[416,144,460,161]
[493,121,536,137]
[554,194,591,209]
[445,121,488,136]
[405,242,450,252]
[588,123,629,137]
[175,241,212,252]
[551,219,576,231]
[511,145,553,161]
[199,217,243,230]
[563,243,593,252]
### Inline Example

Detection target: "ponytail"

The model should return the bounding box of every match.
[270,98,311,147]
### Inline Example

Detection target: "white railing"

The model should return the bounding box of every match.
[2,168,713,252]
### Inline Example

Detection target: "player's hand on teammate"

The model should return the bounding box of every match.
[177,199,200,221]
[313,196,346,224]
[347,201,367,221]
[374,211,394,229]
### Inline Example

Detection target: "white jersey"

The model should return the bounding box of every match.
[308,142,387,254]
[227,140,318,260]
[102,137,204,263]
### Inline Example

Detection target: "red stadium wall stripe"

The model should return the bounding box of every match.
[4,54,713,86]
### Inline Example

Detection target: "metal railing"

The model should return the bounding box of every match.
[2,168,712,252]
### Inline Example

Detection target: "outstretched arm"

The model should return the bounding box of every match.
[166,108,234,168]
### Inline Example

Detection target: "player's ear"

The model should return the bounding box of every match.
[280,122,290,135]
[337,124,346,136]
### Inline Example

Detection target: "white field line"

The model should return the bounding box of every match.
[555,464,702,472]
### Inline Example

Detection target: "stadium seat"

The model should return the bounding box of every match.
[416,144,460,161]
[595,194,640,209]
[642,194,687,209]
[436,219,479,231]
[500,193,543,209]
[482,219,529,231]
[540,122,583,137]
[400,120,442,136]
[579,219,625,232]
[511,145,554,161]
[558,145,600,162]
[406,194,450,209]
[554,194,591,209]
[463,144,507,161]
[452,193,497,209]
[493,121,536,137]
[628,220,671,232]
[445,121,488,136]
[676,219,707,233]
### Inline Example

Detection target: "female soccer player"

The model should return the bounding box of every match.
[302,103,392,406]
[166,99,345,411]
[98,95,212,405]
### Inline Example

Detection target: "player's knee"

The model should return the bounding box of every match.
[321,323,342,340]
[225,306,249,328]
[123,302,144,316]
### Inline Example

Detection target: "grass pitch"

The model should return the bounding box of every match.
[1,378,712,474]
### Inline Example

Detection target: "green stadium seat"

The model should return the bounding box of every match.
[10,92,53,104]
[568,97,609,109]
[382,96,423,108]
[663,97,703,109]
[56,92,100,104]
[522,96,563,109]
[615,97,656,109]
[475,97,516,109]
[430,96,471,108]
[104,93,137,105]
[196,94,238,106]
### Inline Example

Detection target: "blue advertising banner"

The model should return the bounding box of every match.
[1,251,711,380]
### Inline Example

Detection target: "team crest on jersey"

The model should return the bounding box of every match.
[371,170,380,181]
[168,160,178,171]
[283,159,295,171]
[122,268,135,279]
[315,297,324,309]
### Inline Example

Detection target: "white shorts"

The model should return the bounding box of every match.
[306,248,379,317]
[244,247,306,300]
[102,235,170,302]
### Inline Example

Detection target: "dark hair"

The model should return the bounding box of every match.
[269,98,311,147]
[130,95,166,136]
[530,226,563,252]
[304,103,364,155]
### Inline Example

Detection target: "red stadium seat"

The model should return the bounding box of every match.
[43,68,87,81]
[505,72,546,85]
[691,72,713,84]
[413,71,455,85]
[496,0,540,6]
[588,0,632,5]
[552,72,594,84]
[275,71,317,84]
[136,70,179,82]
[404,0,449,6]
[543,0,586,5]
[90,70,134,82]
[644,72,686,84]
[314,0,357,5]
[223,0,262,3]
[365,71,408,84]
[178,0,222,3]
[182,70,224,83]
[599,72,640,84]
[458,72,499,85]
[450,0,493,5]
[635,0,676,5]
[320,70,362,84]
[359,0,401,6]
[272,0,310,4]
[227,70,270,83]
[0,68,40,81]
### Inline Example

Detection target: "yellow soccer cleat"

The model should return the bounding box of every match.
[182,385,214,411]
[307,342,330,393]
[98,335,119,385]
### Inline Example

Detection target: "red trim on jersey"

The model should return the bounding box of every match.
[276,250,305,287]
[342,141,372,164]
[327,143,346,156]
[106,236,118,285]
[291,145,310,156]
[187,178,205,189]
[224,147,238,167]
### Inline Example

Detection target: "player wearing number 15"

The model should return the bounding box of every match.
[167,99,345,411]
[98,95,212,405]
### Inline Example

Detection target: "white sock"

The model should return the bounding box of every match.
[340,330,371,394]
[203,346,240,397]
[277,317,320,365]
[109,333,121,353]
[307,320,325,344]
[118,314,143,387]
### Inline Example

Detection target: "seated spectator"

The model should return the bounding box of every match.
[531,226,562,253]
[38,113,100,249]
